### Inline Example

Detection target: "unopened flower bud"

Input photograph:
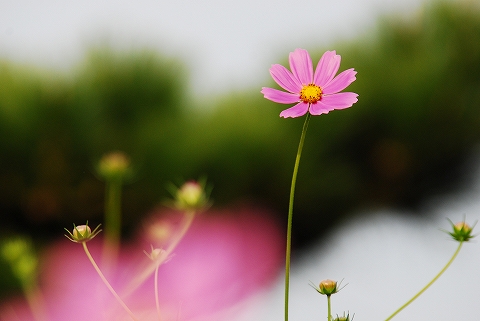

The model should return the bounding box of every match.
[319,279,338,295]
[173,180,209,211]
[65,222,102,243]
[1,238,31,263]
[97,151,132,181]
[73,225,91,238]
[143,245,172,265]
[445,219,476,242]
[310,278,345,296]
[1,238,38,286]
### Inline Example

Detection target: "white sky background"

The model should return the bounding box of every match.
[0,0,429,97]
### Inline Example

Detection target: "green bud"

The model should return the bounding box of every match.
[2,238,31,263]
[319,279,337,295]
[444,219,476,242]
[310,278,345,296]
[172,180,209,211]
[143,245,171,264]
[1,238,38,287]
[96,151,132,182]
[65,222,102,243]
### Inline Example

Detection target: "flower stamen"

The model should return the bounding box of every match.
[299,84,322,104]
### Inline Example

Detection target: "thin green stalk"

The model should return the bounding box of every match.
[285,113,311,321]
[384,241,464,321]
[103,179,122,265]
[82,242,139,321]
[327,295,332,321]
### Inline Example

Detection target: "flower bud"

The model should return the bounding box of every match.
[1,238,38,286]
[173,180,209,211]
[73,225,91,238]
[1,238,31,263]
[319,279,338,295]
[144,245,170,262]
[65,222,102,243]
[97,151,132,182]
[310,278,345,296]
[445,219,476,242]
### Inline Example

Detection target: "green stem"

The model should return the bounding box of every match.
[384,241,464,321]
[82,242,139,321]
[285,113,311,321]
[103,179,122,265]
[327,295,332,321]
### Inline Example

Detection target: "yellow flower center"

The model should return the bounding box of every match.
[299,84,322,104]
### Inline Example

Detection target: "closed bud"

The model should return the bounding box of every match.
[1,238,38,286]
[172,180,210,211]
[143,245,172,266]
[310,278,345,296]
[319,279,337,295]
[444,219,476,242]
[65,222,102,243]
[97,151,132,182]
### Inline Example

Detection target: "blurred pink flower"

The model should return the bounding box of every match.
[0,206,283,321]
[261,49,358,118]
[139,206,283,320]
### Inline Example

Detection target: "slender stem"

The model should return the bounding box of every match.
[103,179,123,266]
[82,242,139,321]
[285,113,311,321]
[384,241,464,321]
[164,210,195,255]
[154,263,161,321]
[327,295,332,321]
[124,210,196,296]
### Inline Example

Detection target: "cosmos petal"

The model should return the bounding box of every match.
[310,92,358,115]
[261,87,301,104]
[313,51,341,87]
[322,69,357,95]
[308,102,333,115]
[269,64,303,93]
[279,102,309,118]
[289,49,313,85]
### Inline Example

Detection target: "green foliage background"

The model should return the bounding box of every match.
[1,1,480,255]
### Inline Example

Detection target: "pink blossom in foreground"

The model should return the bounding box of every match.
[0,206,283,321]
[261,49,358,118]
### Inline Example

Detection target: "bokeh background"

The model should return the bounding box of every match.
[1,0,480,320]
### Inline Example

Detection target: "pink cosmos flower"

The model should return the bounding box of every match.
[261,49,358,118]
